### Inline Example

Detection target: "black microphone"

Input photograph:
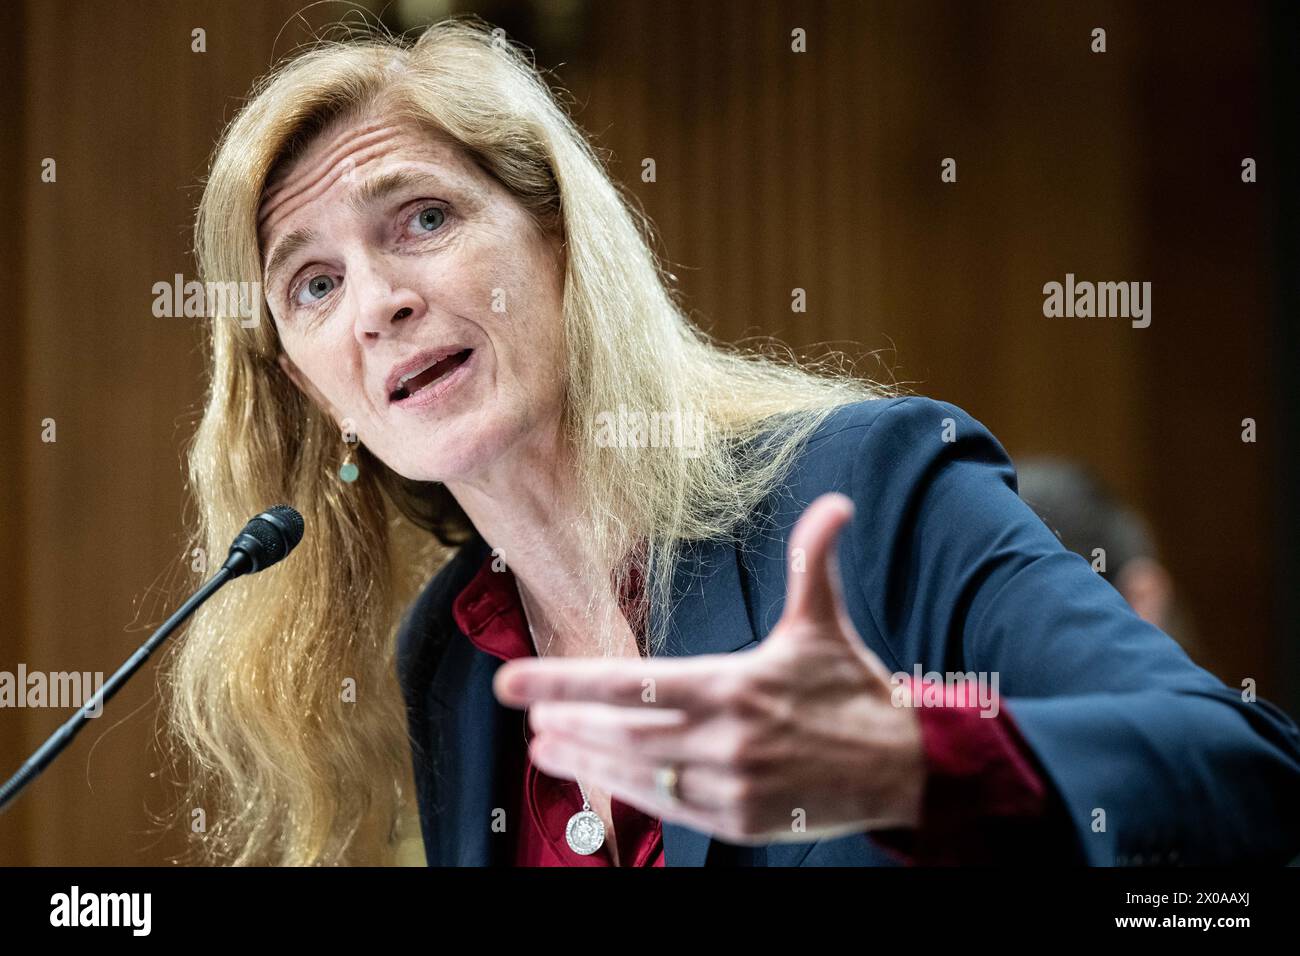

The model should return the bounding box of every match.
[0,505,305,813]
[221,505,306,577]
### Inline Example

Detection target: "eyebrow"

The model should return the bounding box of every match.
[263,227,318,289]
[345,168,437,215]
[262,169,444,287]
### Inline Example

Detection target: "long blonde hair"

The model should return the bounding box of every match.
[170,15,890,866]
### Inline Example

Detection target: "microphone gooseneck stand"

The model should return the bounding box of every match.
[0,505,305,813]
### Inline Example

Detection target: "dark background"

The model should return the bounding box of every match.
[1,0,1295,865]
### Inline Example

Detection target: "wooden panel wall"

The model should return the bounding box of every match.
[2,0,339,866]
[558,0,1277,690]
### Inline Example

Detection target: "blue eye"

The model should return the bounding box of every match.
[414,206,446,232]
[296,274,336,306]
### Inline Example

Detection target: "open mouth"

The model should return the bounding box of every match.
[389,349,473,403]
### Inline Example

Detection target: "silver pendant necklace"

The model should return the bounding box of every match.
[517,582,607,856]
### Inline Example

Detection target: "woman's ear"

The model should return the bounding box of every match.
[278,352,344,432]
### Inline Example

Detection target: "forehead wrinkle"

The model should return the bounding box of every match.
[344,167,457,216]
[257,138,409,246]
[257,123,403,231]
[262,120,399,205]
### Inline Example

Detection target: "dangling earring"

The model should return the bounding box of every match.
[338,443,360,483]
[338,431,360,483]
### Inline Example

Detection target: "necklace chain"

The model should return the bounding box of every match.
[516,581,591,811]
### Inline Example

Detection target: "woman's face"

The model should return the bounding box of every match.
[257,109,567,484]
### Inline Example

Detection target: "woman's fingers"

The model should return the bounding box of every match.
[494,651,751,711]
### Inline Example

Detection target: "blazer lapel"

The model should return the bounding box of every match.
[426,634,516,865]
[416,535,516,867]
[652,535,759,866]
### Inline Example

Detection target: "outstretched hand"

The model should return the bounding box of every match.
[493,492,924,844]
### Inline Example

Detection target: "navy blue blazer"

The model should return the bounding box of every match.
[395,395,1300,866]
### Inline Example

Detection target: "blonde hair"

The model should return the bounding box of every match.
[171,14,891,866]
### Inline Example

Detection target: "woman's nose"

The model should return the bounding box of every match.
[350,259,426,340]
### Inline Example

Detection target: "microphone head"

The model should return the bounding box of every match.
[222,505,305,577]
[260,504,305,550]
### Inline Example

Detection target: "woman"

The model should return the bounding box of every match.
[174,18,1300,866]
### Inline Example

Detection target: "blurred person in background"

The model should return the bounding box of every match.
[1017,457,1203,665]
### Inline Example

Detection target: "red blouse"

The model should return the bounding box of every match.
[451,551,1065,866]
